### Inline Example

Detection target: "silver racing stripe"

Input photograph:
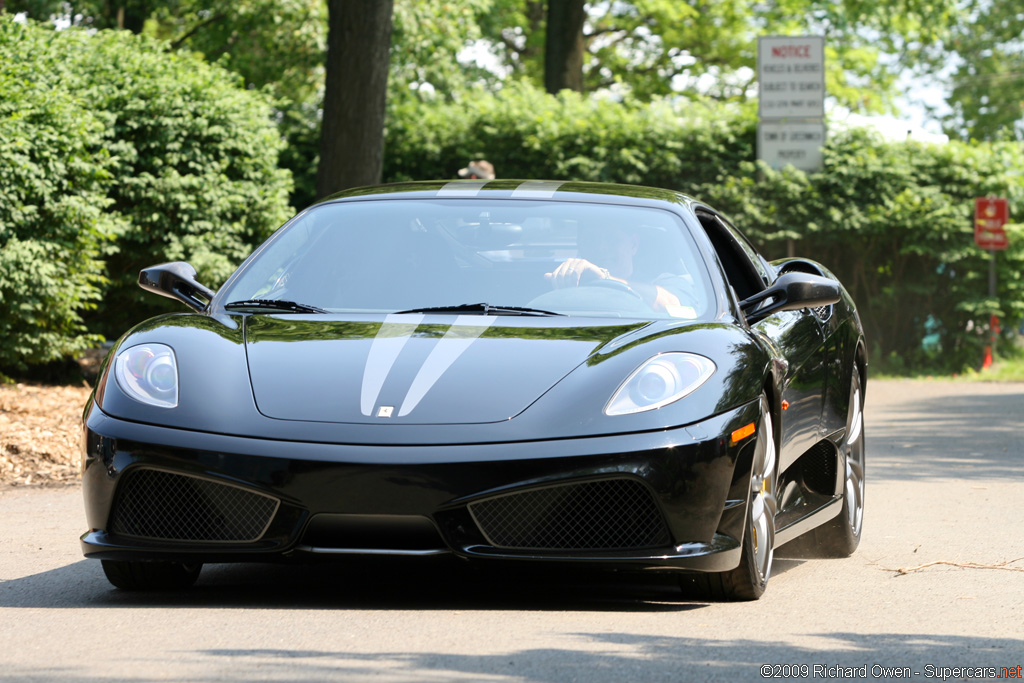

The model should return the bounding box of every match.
[510,180,566,198]
[360,313,424,416]
[398,315,497,416]
[437,180,489,197]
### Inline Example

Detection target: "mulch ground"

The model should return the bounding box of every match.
[0,382,93,487]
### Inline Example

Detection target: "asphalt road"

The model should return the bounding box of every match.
[1,379,1022,682]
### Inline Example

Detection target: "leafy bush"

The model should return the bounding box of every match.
[386,85,1024,372]
[0,19,122,374]
[713,128,1024,373]
[1,17,293,346]
[385,82,756,187]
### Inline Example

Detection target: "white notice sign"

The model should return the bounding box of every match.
[758,121,826,172]
[758,36,825,120]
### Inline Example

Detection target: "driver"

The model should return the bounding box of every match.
[545,224,692,314]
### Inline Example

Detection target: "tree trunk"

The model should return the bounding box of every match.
[316,0,394,199]
[118,5,146,33]
[544,0,586,94]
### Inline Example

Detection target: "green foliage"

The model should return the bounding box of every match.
[386,83,1024,373]
[709,127,1024,374]
[1,17,292,364]
[476,0,545,85]
[960,341,1024,382]
[0,18,122,373]
[73,32,293,334]
[4,0,155,32]
[582,1,748,99]
[385,82,755,184]
[937,0,1024,140]
[391,0,499,102]
[143,0,327,106]
[474,0,960,112]
[145,1,326,210]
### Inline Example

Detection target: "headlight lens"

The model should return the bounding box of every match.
[605,352,715,416]
[114,343,179,408]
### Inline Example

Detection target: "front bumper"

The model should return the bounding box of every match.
[81,399,761,572]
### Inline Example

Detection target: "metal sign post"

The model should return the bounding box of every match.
[974,197,1009,253]
[974,196,1009,297]
[974,197,1009,367]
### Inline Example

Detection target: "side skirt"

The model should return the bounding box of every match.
[775,495,842,547]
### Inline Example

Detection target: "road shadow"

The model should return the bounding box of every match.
[1,556,696,611]
[3,630,1019,682]
[186,634,1023,682]
[0,554,807,611]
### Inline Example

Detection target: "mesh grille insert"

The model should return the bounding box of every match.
[109,468,279,542]
[801,441,837,494]
[468,478,671,551]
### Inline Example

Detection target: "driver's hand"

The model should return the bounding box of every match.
[652,285,681,311]
[545,258,606,288]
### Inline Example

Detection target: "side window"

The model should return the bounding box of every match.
[696,212,767,301]
[718,216,772,287]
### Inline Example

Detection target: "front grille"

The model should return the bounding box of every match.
[109,468,279,542]
[468,478,671,551]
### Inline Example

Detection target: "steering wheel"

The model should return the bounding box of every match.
[590,277,646,302]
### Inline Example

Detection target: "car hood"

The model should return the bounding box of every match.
[245,314,649,425]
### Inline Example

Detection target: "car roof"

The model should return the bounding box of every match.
[314,180,701,210]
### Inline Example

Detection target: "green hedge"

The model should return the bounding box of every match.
[0,19,122,372]
[711,129,1024,372]
[0,17,293,358]
[385,84,1024,371]
[384,83,756,187]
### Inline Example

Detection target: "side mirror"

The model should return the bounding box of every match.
[138,262,216,313]
[739,272,841,324]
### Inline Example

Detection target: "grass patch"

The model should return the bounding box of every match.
[870,342,1024,382]
[957,354,1024,382]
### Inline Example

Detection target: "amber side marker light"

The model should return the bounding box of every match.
[731,422,756,444]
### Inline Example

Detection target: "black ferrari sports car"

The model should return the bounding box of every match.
[81,179,866,600]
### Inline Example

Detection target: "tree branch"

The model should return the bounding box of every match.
[170,12,229,50]
[874,557,1024,575]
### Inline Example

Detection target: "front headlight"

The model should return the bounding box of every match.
[114,343,179,408]
[605,352,715,416]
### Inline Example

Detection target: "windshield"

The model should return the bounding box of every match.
[218,198,715,320]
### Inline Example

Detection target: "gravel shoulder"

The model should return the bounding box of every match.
[0,382,92,487]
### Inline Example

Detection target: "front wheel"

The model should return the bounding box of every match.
[101,560,202,591]
[680,396,777,601]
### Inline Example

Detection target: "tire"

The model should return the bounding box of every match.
[101,560,203,591]
[680,396,777,601]
[784,367,866,558]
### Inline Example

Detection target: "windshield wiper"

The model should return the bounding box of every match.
[395,302,564,317]
[224,299,327,314]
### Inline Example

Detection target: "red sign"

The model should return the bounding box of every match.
[975,197,1009,250]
